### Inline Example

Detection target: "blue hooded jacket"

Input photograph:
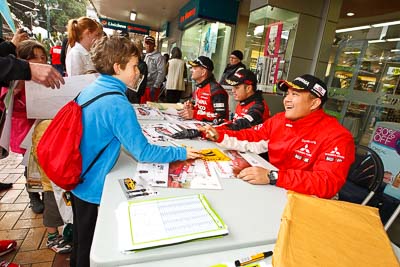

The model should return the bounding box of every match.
[72,75,186,204]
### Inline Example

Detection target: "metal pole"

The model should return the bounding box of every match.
[0,18,3,39]
[46,0,50,39]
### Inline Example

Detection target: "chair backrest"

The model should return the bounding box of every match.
[348,144,384,191]
[339,144,384,205]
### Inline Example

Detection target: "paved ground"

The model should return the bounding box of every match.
[0,152,69,266]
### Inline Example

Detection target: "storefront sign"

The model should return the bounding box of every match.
[99,18,150,35]
[178,0,239,30]
[160,22,169,39]
[369,122,400,199]
[264,22,283,56]
[261,22,283,84]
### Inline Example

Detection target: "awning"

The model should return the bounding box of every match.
[0,0,16,33]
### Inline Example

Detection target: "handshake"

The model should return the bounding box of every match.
[171,129,201,139]
[171,126,219,141]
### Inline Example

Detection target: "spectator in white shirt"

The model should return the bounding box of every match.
[65,17,103,76]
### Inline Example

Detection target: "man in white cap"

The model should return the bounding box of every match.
[141,36,165,103]
[202,74,355,199]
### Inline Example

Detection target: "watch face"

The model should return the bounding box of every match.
[269,171,278,185]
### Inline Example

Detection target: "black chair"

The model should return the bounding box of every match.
[339,144,384,205]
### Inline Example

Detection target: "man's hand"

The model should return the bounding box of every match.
[11,29,29,47]
[186,147,202,159]
[178,107,194,120]
[237,166,271,185]
[29,63,65,89]
[199,125,219,142]
[183,100,193,109]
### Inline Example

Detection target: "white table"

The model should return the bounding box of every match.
[121,244,276,267]
[90,138,287,267]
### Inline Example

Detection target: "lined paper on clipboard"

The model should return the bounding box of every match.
[117,194,228,251]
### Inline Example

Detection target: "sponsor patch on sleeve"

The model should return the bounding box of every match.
[243,114,254,122]
[214,103,225,108]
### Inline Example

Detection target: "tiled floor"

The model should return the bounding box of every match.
[0,152,70,266]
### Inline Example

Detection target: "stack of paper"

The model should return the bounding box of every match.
[133,104,165,120]
[117,194,228,251]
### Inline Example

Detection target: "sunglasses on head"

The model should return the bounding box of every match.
[193,59,208,69]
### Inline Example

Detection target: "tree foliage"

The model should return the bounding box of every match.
[37,0,88,33]
[8,0,88,36]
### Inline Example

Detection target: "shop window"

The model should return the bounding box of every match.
[326,23,400,144]
[243,5,298,90]
[181,21,232,82]
[160,40,169,55]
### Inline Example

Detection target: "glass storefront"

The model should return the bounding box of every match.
[181,21,233,82]
[160,39,169,55]
[243,5,298,90]
[326,22,400,145]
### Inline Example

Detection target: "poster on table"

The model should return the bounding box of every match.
[263,21,283,84]
[369,121,400,199]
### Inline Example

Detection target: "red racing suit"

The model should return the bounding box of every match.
[193,77,228,124]
[222,91,270,130]
[216,109,355,198]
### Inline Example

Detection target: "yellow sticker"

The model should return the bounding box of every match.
[200,148,230,161]
[124,178,136,190]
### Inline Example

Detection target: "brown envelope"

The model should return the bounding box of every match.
[272,191,399,267]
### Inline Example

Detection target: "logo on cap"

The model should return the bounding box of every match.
[293,77,310,87]
[312,83,326,98]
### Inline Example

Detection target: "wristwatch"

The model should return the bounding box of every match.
[268,170,279,185]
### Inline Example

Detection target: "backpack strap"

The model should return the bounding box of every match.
[81,91,124,108]
[80,138,114,179]
[78,91,125,181]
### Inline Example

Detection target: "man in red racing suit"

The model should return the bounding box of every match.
[178,56,228,124]
[218,69,269,130]
[202,74,355,199]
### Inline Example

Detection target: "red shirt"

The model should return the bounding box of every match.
[216,109,355,198]
[50,45,62,65]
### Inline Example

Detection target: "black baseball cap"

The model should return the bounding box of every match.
[277,74,328,103]
[225,69,257,87]
[188,56,214,71]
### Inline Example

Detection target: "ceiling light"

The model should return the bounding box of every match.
[346,12,355,17]
[344,51,360,54]
[130,11,137,21]
[387,38,400,42]
[368,39,386,43]
[372,20,400,27]
[391,49,400,52]
[335,25,371,33]
[254,25,264,35]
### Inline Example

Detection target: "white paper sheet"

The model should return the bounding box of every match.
[25,74,97,119]
[117,194,228,251]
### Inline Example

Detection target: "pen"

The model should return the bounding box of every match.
[128,189,147,194]
[207,129,216,138]
[234,251,273,266]
[129,192,157,198]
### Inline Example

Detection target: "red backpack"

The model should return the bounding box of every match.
[37,91,123,191]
